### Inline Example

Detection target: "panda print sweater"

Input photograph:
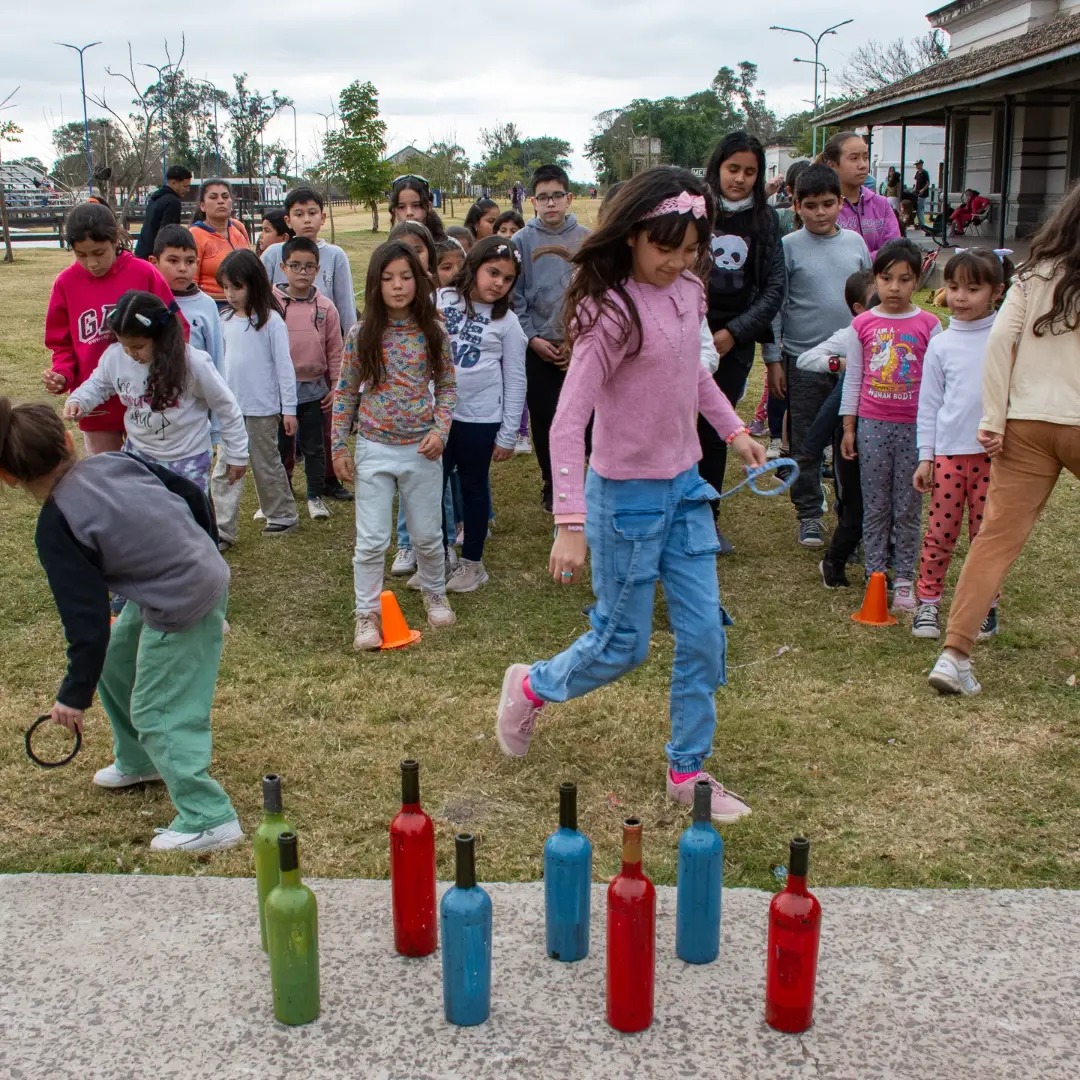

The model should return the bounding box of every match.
[706,203,786,364]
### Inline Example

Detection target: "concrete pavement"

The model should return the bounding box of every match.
[0,874,1076,1079]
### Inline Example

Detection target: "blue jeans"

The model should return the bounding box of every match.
[528,466,730,774]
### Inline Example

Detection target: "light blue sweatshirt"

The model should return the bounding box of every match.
[174,286,224,371]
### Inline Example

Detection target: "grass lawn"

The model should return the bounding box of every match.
[0,203,1077,890]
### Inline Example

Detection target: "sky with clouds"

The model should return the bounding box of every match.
[7,0,938,183]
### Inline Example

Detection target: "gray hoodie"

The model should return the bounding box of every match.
[511,213,590,342]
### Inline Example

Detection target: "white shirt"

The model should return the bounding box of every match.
[67,343,248,466]
[220,310,297,417]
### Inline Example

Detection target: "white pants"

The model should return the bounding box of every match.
[353,437,445,614]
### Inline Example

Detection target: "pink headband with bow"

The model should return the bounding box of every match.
[641,190,707,221]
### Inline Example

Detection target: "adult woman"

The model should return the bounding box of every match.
[190,179,250,305]
[884,167,901,211]
[701,130,786,552]
[950,189,991,236]
[388,174,447,241]
[821,131,901,259]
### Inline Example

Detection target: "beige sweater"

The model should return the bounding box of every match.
[981,265,1080,433]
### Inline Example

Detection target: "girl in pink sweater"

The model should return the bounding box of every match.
[42,203,182,454]
[494,168,766,822]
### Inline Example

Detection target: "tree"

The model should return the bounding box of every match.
[0,87,22,263]
[426,138,469,216]
[473,124,574,190]
[324,80,391,231]
[839,31,948,96]
[225,73,291,202]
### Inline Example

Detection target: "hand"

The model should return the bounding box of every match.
[530,337,562,364]
[730,432,767,468]
[226,464,247,485]
[767,363,787,399]
[320,390,334,412]
[62,400,84,421]
[333,455,354,484]
[549,527,587,585]
[281,414,298,437]
[418,431,444,460]
[42,370,67,395]
[765,176,784,198]
[841,430,858,461]
[977,429,1003,458]
[712,329,735,359]
[50,701,84,735]
[913,460,934,493]
[492,445,514,463]
[552,345,570,372]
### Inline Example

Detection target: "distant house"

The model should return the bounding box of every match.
[764,145,797,183]
[818,0,1080,241]
[385,145,431,169]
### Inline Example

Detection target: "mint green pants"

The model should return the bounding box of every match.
[97,591,237,833]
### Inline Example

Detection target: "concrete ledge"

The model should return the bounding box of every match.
[0,874,1077,1079]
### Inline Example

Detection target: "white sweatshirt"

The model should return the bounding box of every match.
[917,312,996,460]
[437,289,528,450]
[220,310,297,417]
[67,343,249,465]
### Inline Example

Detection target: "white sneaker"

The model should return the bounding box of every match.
[307,497,331,520]
[353,611,383,651]
[423,590,456,628]
[766,438,783,461]
[150,818,244,853]
[253,508,265,522]
[514,435,532,456]
[928,653,982,696]
[446,559,489,593]
[391,547,416,576]
[407,554,454,590]
[93,762,162,789]
[892,581,917,612]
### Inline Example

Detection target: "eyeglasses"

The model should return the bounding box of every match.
[284,262,318,273]
[533,192,568,205]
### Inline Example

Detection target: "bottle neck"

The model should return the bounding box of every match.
[262,810,286,822]
[621,825,643,873]
[401,761,420,806]
[559,783,577,831]
[786,873,809,895]
[455,834,477,889]
[280,866,301,888]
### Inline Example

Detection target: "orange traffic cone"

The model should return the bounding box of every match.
[380,589,422,650]
[851,571,897,626]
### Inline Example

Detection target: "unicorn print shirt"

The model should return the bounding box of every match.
[839,306,942,424]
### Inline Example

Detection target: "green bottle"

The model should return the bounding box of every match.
[254,774,293,952]
[266,831,320,1025]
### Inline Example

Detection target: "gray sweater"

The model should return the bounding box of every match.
[511,214,590,342]
[770,227,871,359]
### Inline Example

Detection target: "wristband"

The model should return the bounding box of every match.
[561,524,584,533]
[725,426,750,445]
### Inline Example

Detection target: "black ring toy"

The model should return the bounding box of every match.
[25,713,82,769]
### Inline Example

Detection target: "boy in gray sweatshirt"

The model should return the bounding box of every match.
[511,164,590,510]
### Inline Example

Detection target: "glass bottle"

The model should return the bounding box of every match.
[253,774,293,952]
[544,781,592,962]
[390,759,437,957]
[676,778,723,964]
[606,817,655,1033]
[266,832,320,1026]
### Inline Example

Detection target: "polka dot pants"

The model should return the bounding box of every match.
[916,453,992,603]
[857,418,922,581]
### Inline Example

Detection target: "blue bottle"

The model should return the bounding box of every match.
[544,781,592,962]
[675,779,723,964]
[440,832,492,1026]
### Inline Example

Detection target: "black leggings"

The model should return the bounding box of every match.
[697,351,753,510]
[442,420,499,562]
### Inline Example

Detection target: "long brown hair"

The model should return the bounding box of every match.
[354,241,447,387]
[0,398,71,483]
[1021,180,1080,336]
[560,166,714,356]
[107,291,188,413]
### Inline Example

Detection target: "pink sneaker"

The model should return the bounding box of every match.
[747,417,768,437]
[495,663,542,757]
[667,769,751,823]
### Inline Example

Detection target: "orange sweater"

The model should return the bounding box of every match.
[191,219,250,300]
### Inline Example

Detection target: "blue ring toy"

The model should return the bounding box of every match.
[717,457,800,501]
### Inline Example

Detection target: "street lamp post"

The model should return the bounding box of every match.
[57,41,101,193]
[794,59,829,114]
[286,103,298,183]
[769,20,852,155]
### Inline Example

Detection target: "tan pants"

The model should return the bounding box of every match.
[945,419,1080,655]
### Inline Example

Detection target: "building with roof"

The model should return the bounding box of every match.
[818,0,1080,242]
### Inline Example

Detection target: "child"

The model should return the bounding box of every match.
[494,210,525,238]
[0,398,242,852]
[821,131,902,260]
[448,225,474,252]
[435,237,466,288]
[795,269,878,587]
[388,221,438,282]
[911,250,1008,640]
[928,183,1080,695]
[151,225,224,371]
[43,202,184,455]
[211,249,299,547]
[465,198,500,241]
[840,239,942,611]
[332,241,457,649]
[257,207,293,255]
[512,164,591,511]
[63,290,248,494]
[438,236,527,591]
[273,235,344,520]
[768,164,871,547]
[190,179,250,305]
[494,167,766,821]
[389,174,447,241]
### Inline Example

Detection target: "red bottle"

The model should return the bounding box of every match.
[606,817,656,1033]
[390,759,437,957]
[765,837,822,1033]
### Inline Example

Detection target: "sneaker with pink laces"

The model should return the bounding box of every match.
[495,663,543,757]
[667,769,751,823]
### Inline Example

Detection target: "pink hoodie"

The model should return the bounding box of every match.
[44,251,184,432]
[274,284,343,386]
